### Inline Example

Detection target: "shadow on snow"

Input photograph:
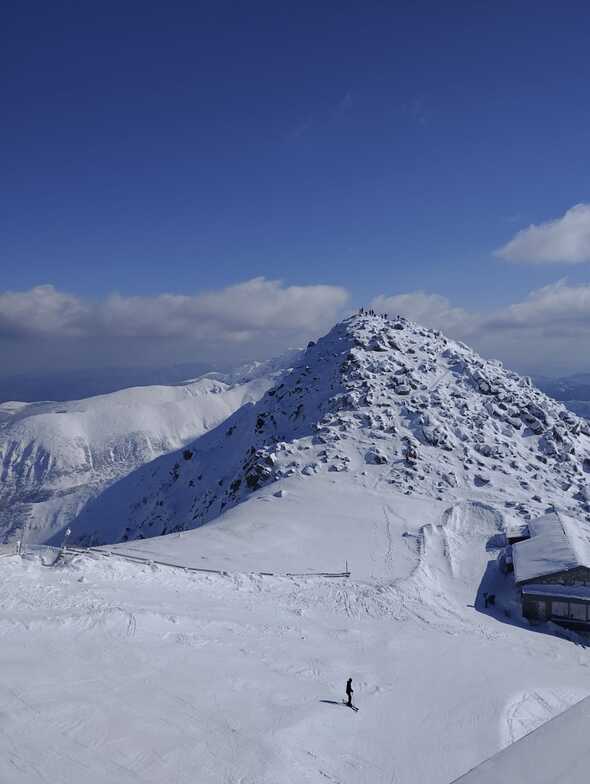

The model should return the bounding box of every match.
[473,538,589,649]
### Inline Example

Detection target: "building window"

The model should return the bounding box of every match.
[551,601,569,617]
[528,599,546,620]
[570,603,587,621]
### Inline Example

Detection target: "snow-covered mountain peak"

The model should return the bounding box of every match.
[76,312,590,545]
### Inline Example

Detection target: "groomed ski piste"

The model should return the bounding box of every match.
[2,313,590,783]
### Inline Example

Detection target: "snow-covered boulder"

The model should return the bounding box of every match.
[365,448,388,465]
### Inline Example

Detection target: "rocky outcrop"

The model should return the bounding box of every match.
[71,313,590,545]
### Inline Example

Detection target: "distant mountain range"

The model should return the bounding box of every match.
[0,363,211,404]
[0,351,301,544]
[535,373,590,419]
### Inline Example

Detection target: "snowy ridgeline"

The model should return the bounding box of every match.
[0,350,301,545]
[71,312,590,548]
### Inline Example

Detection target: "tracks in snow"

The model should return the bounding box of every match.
[502,688,589,746]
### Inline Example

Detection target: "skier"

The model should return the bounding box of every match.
[346,677,354,707]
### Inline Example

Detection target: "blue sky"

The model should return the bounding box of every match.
[1,2,590,383]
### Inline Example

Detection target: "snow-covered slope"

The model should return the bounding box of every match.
[4,528,590,784]
[451,694,590,783]
[0,351,300,545]
[75,312,590,548]
[3,315,590,784]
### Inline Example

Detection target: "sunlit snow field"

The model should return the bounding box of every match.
[2,477,590,784]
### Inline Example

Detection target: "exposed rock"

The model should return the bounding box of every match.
[75,311,590,545]
[302,463,319,476]
[365,448,388,465]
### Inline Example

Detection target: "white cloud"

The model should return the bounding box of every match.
[0,279,348,340]
[2,277,589,382]
[371,281,590,375]
[0,285,87,338]
[0,279,349,375]
[484,279,590,330]
[495,203,590,264]
[370,292,473,336]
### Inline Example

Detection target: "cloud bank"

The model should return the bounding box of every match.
[0,278,349,377]
[0,279,349,340]
[371,280,590,376]
[1,277,589,394]
[495,204,590,264]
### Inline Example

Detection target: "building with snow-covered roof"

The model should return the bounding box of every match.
[503,523,529,546]
[512,511,590,628]
[513,512,590,586]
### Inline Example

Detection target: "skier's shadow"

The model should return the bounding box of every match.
[319,700,342,705]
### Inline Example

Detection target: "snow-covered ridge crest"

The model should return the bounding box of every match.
[0,350,301,544]
[74,313,590,546]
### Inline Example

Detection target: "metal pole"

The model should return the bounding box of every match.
[60,528,71,558]
[20,516,30,557]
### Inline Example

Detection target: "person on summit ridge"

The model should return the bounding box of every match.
[346,677,353,707]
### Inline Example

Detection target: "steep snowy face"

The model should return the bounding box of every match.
[0,352,300,544]
[77,313,590,546]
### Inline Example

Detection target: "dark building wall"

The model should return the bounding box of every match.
[522,594,590,629]
[523,595,549,622]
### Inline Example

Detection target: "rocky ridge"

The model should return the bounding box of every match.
[74,313,590,546]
